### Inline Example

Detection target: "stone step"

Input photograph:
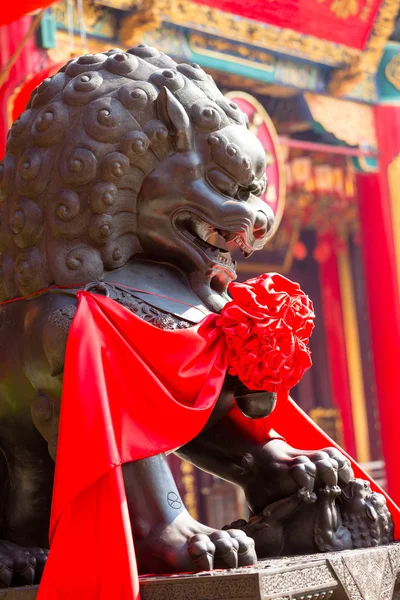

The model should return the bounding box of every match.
[3,543,400,600]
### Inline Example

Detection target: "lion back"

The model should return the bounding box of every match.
[0,46,247,301]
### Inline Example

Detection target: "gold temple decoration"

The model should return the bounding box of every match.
[304,93,377,148]
[59,0,397,95]
[180,461,199,521]
[385,53,400,90]
[205,71,298,97]
[154,0,360,67]
[188,33,276,73]
[54,0,118,41]
[387,155,400,298]
[329,0,400,96]
[317,0,359,20]
[119,0,162,46]
[52,30,111,63]
[338,243,371,464]
[309,408,344,447]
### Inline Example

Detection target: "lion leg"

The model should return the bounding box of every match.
[122,453,256,574]
[0,440,52,587]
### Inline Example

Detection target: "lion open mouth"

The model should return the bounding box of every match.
[175,212,255,274]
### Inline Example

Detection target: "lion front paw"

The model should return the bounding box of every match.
[0,541,48,588]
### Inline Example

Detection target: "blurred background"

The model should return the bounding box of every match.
[1,0,400,528]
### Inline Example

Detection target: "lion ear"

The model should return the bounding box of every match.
[157,87,194,152]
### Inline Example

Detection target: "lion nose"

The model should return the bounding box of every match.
[254,210,274,239]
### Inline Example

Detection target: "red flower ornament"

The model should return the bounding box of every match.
[218,273,315,392]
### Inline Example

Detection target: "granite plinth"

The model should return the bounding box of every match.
[6,543,400,600]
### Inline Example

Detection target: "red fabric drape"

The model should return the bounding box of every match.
[319,252,357,458]
[36,291,400,600]
[357,167,400,505]
[1,2,58,26]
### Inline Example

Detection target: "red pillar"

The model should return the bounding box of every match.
[0,16,47,156]
[356,106,400,503]
[319,254,357,459]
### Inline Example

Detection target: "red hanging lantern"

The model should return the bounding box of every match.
[1,2,59,26]
[293,241,308,261]
[313,239,332,264]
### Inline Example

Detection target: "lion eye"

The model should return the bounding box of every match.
[206,168,239,198]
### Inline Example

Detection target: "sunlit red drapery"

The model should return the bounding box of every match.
[35,289,400,600]
[1,2,58,26]
[357,154,400,504]
[319,252,357,458]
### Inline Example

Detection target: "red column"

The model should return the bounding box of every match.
[0,16,47,155]
[356,107,400,503]
[319,254,357,459]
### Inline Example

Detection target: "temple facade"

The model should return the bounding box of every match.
[1,0,400,527]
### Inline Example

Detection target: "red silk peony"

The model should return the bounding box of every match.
[218,273,315,392]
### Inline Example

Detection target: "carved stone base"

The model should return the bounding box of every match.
[7,543,400,600]
[0,589,38,599]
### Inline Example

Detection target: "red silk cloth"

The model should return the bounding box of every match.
[319,253,357,458]
[37,291,400,600]
[357,155,400,503]
[191,0,381,50]
[1,1,58,26]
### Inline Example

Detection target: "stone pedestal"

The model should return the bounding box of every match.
[6,543,400,600]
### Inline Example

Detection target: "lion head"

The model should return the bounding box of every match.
[0,46,274,310]
[340,479,394,547]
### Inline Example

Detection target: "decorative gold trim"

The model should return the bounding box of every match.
[189,33,276,74]
[304,93,377,149]
[207,70,298,97]
[54,29,113,58]
[387,155,400,298]
[156,0,360,67]
[357,156,378,172]
[180,461,199,520]
[337,245,371,463]
[329,0,400,96]
[385,53,400,90]
[308,407,345,447]
[225,91,286,237]
[119,0,162,46]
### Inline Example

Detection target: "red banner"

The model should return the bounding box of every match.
[1,1,58,26]
[192,0,382,50]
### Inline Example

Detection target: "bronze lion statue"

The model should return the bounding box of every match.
[0,47,393,588]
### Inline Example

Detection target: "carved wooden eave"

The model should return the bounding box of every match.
[116,0,361,67]
[157,0,400,97]
[55,0,400,100]
[86,0,400,97]
[329,0,400,96]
